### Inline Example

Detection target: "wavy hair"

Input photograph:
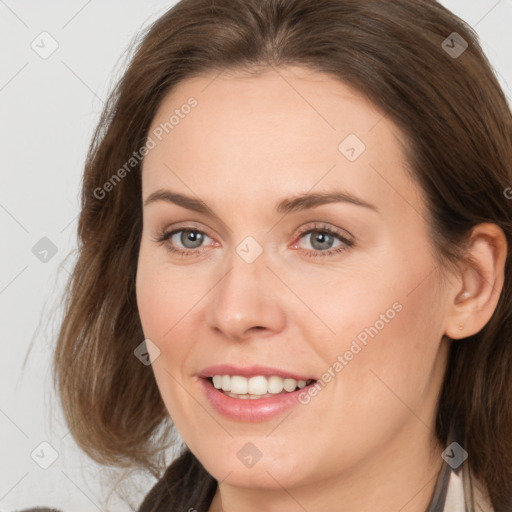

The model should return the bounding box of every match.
[53,0,512,509]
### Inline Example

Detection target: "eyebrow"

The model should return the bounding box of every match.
[143,188,378,218]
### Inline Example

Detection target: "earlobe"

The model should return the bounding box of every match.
[444,223,507,340]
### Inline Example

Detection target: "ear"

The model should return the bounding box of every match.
[444,223,507,340]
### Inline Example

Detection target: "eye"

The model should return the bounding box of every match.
[292,223,354,258]
[154,227,215,256]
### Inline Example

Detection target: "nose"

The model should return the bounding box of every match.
[205,250,287,341]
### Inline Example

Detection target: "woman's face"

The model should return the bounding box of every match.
[136,66,452,492]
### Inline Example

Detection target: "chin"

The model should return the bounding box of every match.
[196,441,313,490]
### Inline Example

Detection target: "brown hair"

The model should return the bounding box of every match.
[53,0,512,509]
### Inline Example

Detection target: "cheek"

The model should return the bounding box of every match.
[136,241,207,341]
[324,266,446,427]
[291,265,447,473]
[135,242,214,399]
[136,272,175,339]
[300,243,445,400]
[135,247,199,426]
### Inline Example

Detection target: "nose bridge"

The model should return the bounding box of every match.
[206,239,286,338]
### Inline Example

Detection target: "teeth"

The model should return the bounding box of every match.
[221,375,231,392]
[210,375,311,396]
[231,375,248,394]
[268,376,284,394]
[283,378,297,392]
[212,375,222,389]
[248,375,267,395]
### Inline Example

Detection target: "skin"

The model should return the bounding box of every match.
[135,66,507,512]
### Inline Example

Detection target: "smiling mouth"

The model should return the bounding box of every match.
[206,375,317,399]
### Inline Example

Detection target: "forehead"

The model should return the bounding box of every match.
[142,66,426,221]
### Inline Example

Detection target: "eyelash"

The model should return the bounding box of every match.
[153,223,354,259]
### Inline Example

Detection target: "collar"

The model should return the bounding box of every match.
[426,428,494,511]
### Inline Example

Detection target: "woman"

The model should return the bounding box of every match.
[53,0,512,510]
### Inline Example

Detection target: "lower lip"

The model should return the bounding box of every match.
[199,378,316,422]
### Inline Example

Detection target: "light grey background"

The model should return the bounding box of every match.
[1,1,511,510]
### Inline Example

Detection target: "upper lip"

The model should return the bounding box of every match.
[198,364,315,381]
